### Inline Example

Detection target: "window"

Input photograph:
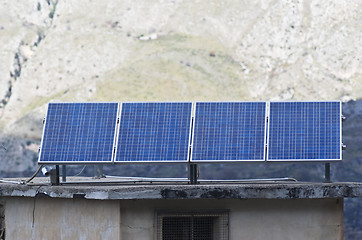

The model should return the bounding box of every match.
[156,210,229,240]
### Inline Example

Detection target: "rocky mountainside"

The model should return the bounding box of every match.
[0,0,361,139]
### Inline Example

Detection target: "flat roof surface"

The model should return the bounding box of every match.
[1,177,362,200]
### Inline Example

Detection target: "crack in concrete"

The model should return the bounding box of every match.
[121,223,150,230]
[0,0,59,110]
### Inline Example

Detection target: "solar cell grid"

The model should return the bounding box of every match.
[38,102,119,164]
[191,102,267,162]
[38,101,342,165]
[267,101,341,161]
[115,102,192,162]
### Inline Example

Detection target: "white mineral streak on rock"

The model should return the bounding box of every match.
[139,33,158,41]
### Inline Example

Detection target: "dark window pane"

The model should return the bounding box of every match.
[162,217,191,240]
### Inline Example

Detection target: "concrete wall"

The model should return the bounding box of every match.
[120,199,343,240]
[3,197,343,240]
[4,197,120,240]
[0,199,4,240]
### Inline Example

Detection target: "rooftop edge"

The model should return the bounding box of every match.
[1,178,362,200]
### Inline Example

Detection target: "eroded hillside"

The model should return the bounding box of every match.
[0,0,361,139]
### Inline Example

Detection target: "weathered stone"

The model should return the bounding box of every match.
[0,178,362,200]
[0,0,361,138]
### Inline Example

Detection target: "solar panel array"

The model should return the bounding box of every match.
[39,103,119,164]
[191,102,266,162]
[267,101,341,161]
[115,102,192,162]
[38,101,342,164]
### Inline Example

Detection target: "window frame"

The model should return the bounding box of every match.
[155,209,229,240]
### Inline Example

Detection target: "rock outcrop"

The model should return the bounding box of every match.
[0,0,361,139]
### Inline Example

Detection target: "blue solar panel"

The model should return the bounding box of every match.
[267,101,341,161]
[115,102,192,162]
[191,102,267,162]
[38,103,119,164]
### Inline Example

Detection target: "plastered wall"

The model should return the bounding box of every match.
[120,198,343,240]
[3,197,343,240]
[4,197,120,240]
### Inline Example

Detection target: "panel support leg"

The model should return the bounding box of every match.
[189,164,199,184]
[324,163,331,183]
[50,165,60,185]
[62,165,67,182]
[94,165,103,179]
[55,165,60,185]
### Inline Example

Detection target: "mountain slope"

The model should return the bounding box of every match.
[0,0,361,138]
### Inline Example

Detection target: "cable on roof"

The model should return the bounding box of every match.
[74,165,87,177]
[24,165,43,184]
